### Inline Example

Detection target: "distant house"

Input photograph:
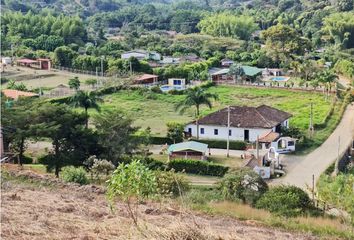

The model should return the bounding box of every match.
[134,74,159,84]
[121,50,161,61]
[220,58,234,67]
[180,54,204,63]
[2,89,39,100]
[168,141,208,161]
[168,78,186,87]
[16,58,51,70]
[159,56,180,65]
[211,66,263,82]
[185,105,292,143]
[262,68,283,77]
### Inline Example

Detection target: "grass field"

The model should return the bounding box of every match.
[98,85,337,137]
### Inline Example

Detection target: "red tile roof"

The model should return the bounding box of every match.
[2,89,38,99]
[136,74,158,82]
[16,59,38,64]
[194,105,292,129]
[259,132,280,143]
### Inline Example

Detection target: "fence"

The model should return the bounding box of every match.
[214,80,336,94]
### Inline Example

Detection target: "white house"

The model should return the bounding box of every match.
[121,50,161,61]
[168,78,186,87]
[185,105,292,143]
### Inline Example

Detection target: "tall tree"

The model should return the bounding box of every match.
[176,87,218,139]
[94,110,141,165]
[70,90,103,128]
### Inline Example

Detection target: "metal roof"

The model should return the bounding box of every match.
[168,141,208,154]
[211,66,263,77]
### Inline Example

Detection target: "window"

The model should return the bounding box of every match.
[200,128,205,134]
[229,129,232,136]
[173,79,181,85]
[188,128,192,134]
[214,129,218,135]
[288,141,295,146]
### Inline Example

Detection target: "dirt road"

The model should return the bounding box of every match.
[272,103,354,190]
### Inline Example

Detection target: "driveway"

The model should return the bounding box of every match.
[271,103,354,190]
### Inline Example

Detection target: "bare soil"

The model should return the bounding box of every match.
[1,165,318,240]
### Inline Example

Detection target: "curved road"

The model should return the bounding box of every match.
[272,103,354,190]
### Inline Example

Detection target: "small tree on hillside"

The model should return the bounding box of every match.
[166,122,185,144]
[106,160,157,225]
[85,79,98,89]
[68,77,80,91]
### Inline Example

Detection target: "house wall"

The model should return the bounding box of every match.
[121,52,147,60]
[185,124,272,142]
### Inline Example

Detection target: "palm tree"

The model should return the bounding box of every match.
[70,90,103,128]
[316,70,338,100]
[228,63,245,84]
[176,87,218,139]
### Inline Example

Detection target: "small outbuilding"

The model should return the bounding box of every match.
[2,89,39,100]
[168,141,208,161]
[134,74,159,84]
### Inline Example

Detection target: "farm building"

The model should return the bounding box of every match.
[185,105,292,143]
[211,66,262,82]
[134,74,159,84]
[168,141,208,161]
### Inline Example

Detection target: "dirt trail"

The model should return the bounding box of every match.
[1,165,318,240]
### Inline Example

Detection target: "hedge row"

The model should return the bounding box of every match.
[190,138,247,150]
[168,159,229,177]
[150,136,174,145]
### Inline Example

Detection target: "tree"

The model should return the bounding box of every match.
[322,12,354,49]
[316,70,338,100]
[261,24,310,64]
[70,90,102,128]
[166,122,184,144]
[198,13,259,40]
[32,103,93,177]
[53,46,77,67]
[1,97,35,165]
[228,63,245,84]
[176,87,218,139]
[85,79,98,89]
[68,77,80,91]
[336,0,354,12]
[94,110,141,165]
[106,160,157,225]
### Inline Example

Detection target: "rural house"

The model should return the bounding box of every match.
[121,50,161,61]
[134,74,159,84]
[168,141,208,161]
[185,105,292,143]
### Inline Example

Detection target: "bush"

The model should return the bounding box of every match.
[150,136,174,145]
[155,170,190,197]
[20,155,33,164]
[190,138,247,150]
[218,169,268,205]
[256,185,312,217]
[150,85,163,93]
[168,159,229,177]
[61,166,89,185]
[91,159,115,178]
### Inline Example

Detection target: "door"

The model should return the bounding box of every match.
[244,130,249,142]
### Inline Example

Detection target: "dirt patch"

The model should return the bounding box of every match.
[1,165,318,240]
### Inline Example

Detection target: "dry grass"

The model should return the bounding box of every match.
[1,166,320,240]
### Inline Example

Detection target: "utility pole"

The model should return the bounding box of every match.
[256,135,259,160]
[130,60,133,75]
[309,102,314,137]
[227,106,230,157]
[101,55,104,86]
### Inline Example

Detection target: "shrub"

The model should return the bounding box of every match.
[168,159,229,177]
[150,136,174,145]
[20,155,33,164]
[155,170,190,197]
[256,185,312,217]
[91,159,115,178]
[150,85,163,93]
[61,166,89,185]
[218,169,268,205]
[107,160,157,225]
[121,155,166,170]
[190,138,247,150]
